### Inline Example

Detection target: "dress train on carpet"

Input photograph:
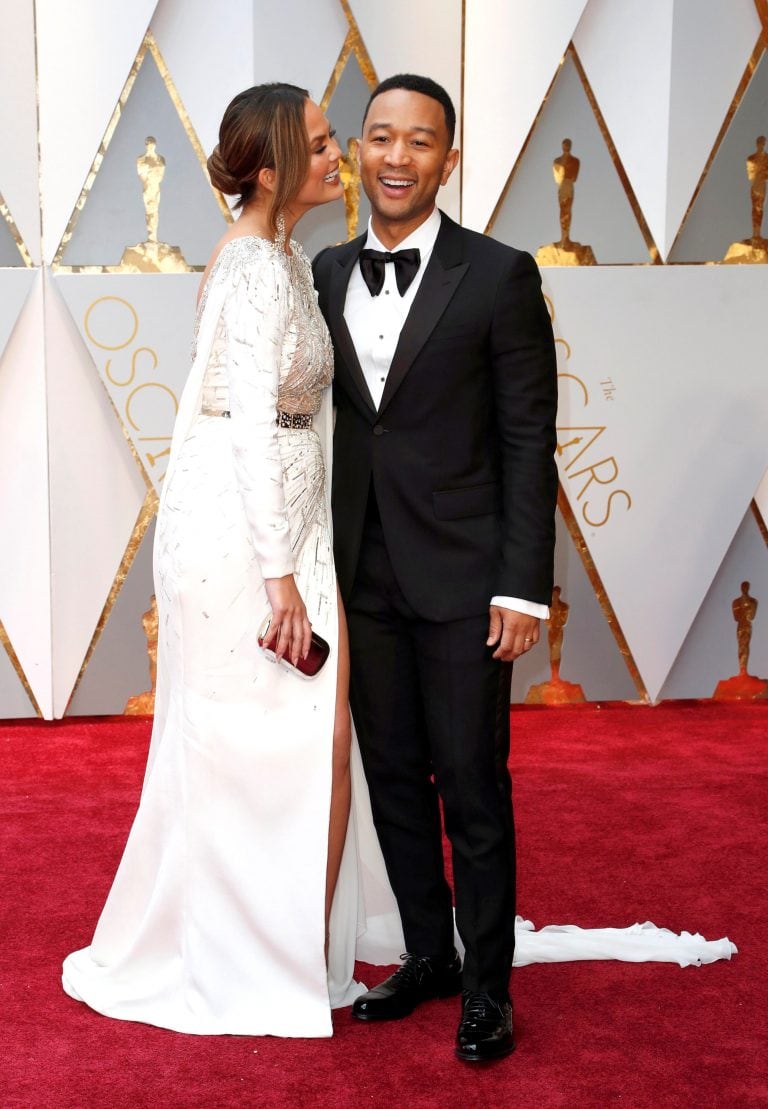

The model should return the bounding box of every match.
[349,746,737,970]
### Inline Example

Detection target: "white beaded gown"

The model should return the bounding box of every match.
[62,235,392,1037]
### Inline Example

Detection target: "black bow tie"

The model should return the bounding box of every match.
[359,247,421,297]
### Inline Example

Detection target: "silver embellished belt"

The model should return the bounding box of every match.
[199,407,312,430]
[277,410,313,429]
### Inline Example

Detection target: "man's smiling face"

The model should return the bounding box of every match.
[360,87,459,244]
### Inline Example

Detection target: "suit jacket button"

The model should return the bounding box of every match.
[373,425,384,436]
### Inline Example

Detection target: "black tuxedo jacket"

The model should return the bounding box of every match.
[313,212,558,622]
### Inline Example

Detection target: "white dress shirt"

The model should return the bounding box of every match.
[344,208,549,622]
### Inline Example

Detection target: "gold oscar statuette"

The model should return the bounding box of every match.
[536,140,596,267]
[339,137,361,242]
[723,136,768,264]
[124,595,159,714]
[713,581,768,700]
[120,136,189,273]
[524,586,586,705]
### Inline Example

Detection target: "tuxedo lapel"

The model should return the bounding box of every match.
[379,214,469,415]
[327,236,377,415]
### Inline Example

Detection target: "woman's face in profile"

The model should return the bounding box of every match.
[291,99,343,214]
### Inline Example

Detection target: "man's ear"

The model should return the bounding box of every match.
[441,148,460,187]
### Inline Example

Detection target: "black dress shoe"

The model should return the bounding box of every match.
[455,990,514,1062]
[352,950,462,1021]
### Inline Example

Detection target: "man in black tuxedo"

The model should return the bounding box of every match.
[313,74,557,1062]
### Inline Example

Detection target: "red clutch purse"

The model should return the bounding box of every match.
[258,616,331,678]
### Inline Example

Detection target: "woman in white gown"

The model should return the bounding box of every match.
[63,83,376,1037]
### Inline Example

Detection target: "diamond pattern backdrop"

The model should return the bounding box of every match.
[0,0,766,717]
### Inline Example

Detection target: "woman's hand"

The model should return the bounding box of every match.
[263,575,312,666]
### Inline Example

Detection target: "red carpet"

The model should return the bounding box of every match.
[1,704,765,1108]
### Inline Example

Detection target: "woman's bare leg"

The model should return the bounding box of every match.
[326,586,352,953]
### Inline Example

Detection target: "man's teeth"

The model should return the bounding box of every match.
[381,178,414,188]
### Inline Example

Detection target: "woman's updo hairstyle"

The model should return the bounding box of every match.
[207,83,310,235]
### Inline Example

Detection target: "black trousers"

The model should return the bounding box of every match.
[346,505,516,997]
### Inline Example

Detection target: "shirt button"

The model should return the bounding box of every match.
[373,425,385,436]
[385,290,390,295]
[378,335,384,340]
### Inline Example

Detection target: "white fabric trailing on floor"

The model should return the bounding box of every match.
[511,918,737,968]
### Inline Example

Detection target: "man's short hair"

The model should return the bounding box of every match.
[362,74,456,146]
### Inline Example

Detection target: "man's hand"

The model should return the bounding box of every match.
[486,607,540,661]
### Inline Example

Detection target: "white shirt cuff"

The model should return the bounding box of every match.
[491,596,550,620]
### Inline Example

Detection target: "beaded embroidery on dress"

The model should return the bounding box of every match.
[62,234,368,1037]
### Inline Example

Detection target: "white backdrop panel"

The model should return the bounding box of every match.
[0,273,52,717]
[510,510,639,703]
[0,643,36,719]
[0,272,37,363]
[351,0,462,220]
[67,520,157,716]
[463,0,589,232]
[755,471,768,529]
[665,0,762,260]
[660,508,768,699]
[151,0,255,159]
[56,274,200,494]
[668,49,768,263]
[45,272,148,717]
[0,0,40,263]
[251,0,347,103]
[573,0,673,257]
[543,264,768,701]
[0,218,26,268]
[36,0,159,263]
[491,52,649,262]
[60,48,226,269]
[575,0,761,260]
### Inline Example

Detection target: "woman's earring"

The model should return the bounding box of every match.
[275,212,286,251]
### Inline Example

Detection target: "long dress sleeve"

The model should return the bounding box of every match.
[224,258,294,580]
